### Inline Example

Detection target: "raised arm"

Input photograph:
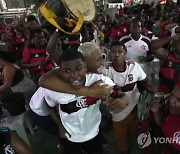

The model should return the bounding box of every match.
[22,60,46,69]
[151,34,180,50]
[80,24,90,43]
[11,130,33,154]
[149,35,180,64]
[46,30,62,65]
[39,69,113,99]
[151,47,169,64]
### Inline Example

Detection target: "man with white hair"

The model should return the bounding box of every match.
[78,42,103,73]
[28,40,115,137]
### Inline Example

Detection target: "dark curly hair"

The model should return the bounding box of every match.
[0,51,17,63]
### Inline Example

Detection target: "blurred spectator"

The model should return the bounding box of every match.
[14,30,27,59]
[0,51,36,104]
[160,15,176,38]
[0,32,11,52]
[151,36,180,94]
[22,29,53,86]
[110,14,129,42]
[120,18,153,74]
[150,84,180,154]
[0,23,6,33]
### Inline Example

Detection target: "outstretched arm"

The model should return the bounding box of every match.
[149,35,180,64]
[151,34,180,50]
[39,69,113,99]
[151,47,169,64]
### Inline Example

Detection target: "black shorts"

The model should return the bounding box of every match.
[61,132,102,154]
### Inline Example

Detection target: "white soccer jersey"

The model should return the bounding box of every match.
[99,61,146,121]
[120,34,151,72]
[29,87,50,116]
[44,73,115,143]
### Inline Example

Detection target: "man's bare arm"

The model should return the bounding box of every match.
[11,130,33,154]
[80,24,90,42]
[106,95,129,113]
[151,34,180,50]
[151,47,169,64]
[150,35,180,63]
[46,31,62,65]
[39,69,113,99]
[45,102,69,138]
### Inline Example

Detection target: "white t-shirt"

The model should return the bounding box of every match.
[171,25,179,37]
[29,87,50,116]
[44,73,115,143]
[120,34,151,73]
[99,61,146,121]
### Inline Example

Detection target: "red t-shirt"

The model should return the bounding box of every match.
[22,47,52,74]
[110,25,128,39]
[161,115,180,153]
[160,23,170,38]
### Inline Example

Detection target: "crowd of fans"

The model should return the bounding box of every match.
[0,0,180,154]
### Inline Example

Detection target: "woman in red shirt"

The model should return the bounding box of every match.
[150,84,180,154]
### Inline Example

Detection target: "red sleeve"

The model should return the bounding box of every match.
[110,85,121,98]
[141,27,148,36]
[22,47,30,63]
